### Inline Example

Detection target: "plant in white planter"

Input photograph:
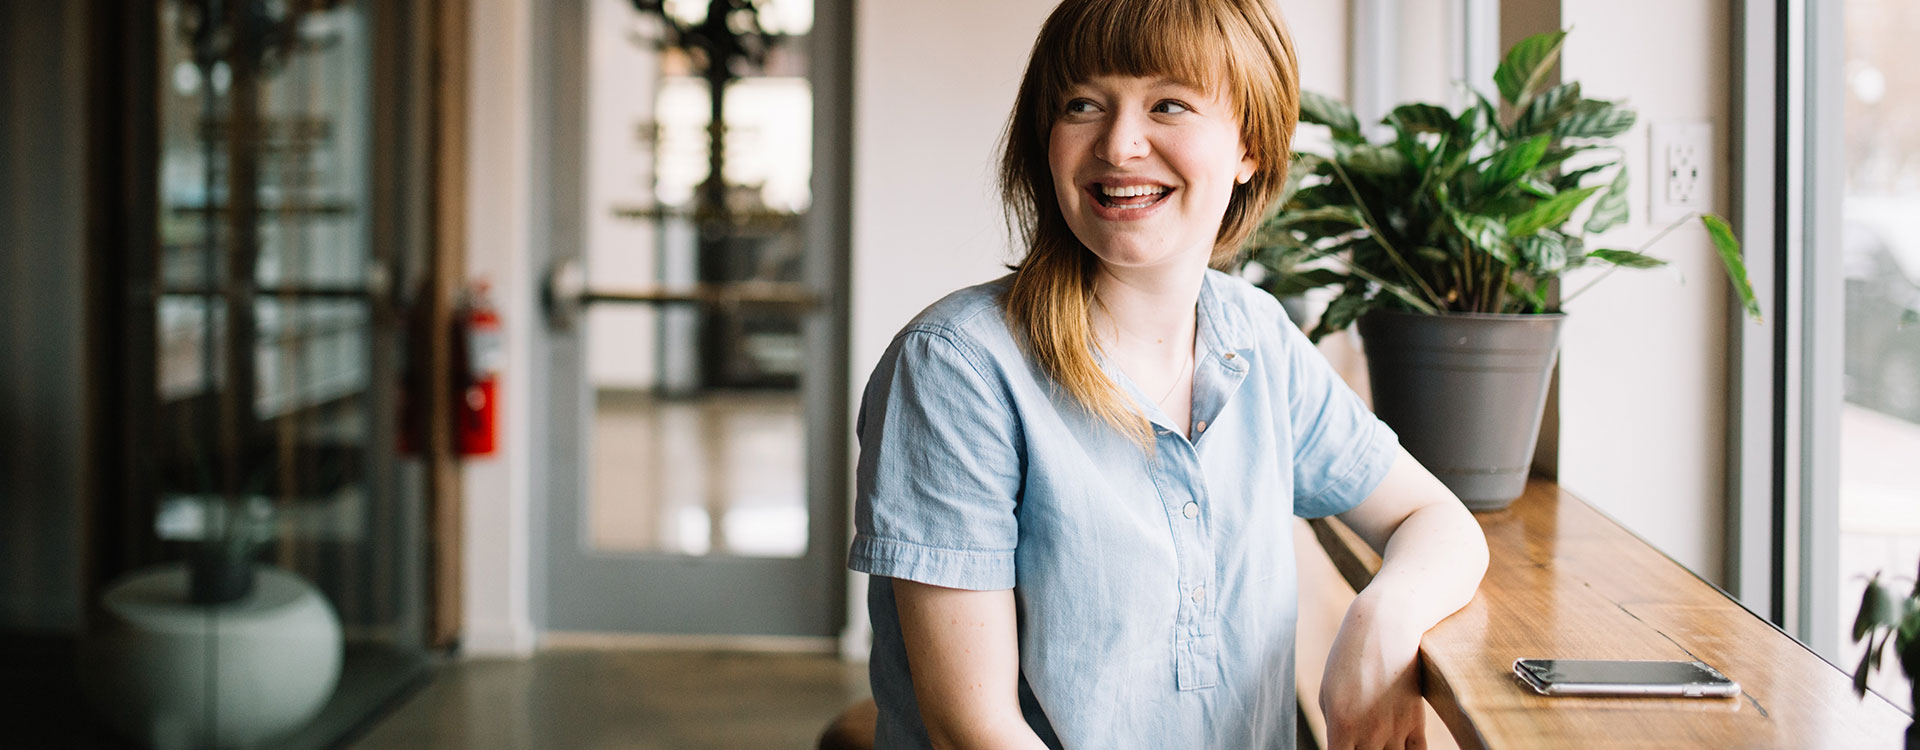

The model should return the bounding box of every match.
[1245,29,1762,509]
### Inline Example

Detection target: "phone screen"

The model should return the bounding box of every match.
[1519,659,1728,686]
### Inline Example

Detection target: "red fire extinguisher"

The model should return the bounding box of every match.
[457,279,503,456]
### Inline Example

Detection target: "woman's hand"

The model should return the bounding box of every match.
[1319,591,1428,750]
[1319,446,1490,749]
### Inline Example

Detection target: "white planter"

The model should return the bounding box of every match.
[80,563,343,750]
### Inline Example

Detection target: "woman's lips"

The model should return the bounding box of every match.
[1086,183,1173,220]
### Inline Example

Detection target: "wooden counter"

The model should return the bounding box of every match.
[1308,478,1912,749]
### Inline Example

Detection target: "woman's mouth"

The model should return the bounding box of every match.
[1093,183,1172,210]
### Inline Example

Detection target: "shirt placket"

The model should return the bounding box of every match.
[1151,428,1218,691]
[1159,302,1250,692]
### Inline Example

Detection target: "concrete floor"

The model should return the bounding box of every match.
[348,648,870,749]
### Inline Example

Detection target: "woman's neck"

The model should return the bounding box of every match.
[1090,261,1205,358]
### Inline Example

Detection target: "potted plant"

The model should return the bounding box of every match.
[1852,564,1920,748]
[1244,29,1761,510]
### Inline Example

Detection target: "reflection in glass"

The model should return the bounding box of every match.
[582,0,813,559]
[1839,0,1920,713]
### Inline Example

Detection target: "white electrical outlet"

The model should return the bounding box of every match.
[1649,121,1712,224]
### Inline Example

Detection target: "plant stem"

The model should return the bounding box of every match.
[1325,158,1449,311]
[1332,255,1441,314]
[1559,213,1696,306]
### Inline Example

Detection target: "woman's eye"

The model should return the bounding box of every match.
[1064,98,1097,114]
[1153,100,1192,114]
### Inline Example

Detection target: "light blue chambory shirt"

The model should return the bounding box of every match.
[849,270,1401,749]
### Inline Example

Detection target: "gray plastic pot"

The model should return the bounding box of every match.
[1356,310,1565,511]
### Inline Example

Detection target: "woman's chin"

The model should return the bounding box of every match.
[1081,242,1205,274]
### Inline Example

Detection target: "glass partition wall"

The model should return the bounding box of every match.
[75,1,435,747]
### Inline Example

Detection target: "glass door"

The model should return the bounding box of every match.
[539,0,849,638]
[80,1,436,747]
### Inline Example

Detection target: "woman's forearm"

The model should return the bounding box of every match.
[1356,497,1489,636]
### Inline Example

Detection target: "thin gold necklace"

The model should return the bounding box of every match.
[1155,344,1194,409]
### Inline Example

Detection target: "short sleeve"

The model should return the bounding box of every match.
[1281,316,1401,518]
[848,329,1023,590]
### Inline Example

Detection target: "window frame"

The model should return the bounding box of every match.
[1728,0,1845,660]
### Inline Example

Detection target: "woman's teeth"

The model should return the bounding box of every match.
[1097,184,1170,208]
[1102,184,1168,198]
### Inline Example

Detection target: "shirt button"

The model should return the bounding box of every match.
[1194,420,1207,433]
[1190,586,1206,603]
[1182,501,1199,519]
[1223,353,1236,361]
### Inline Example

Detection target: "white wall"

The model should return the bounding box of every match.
[1555,0,1734,583]
[842,0,1353,655]
[463,0,538,657]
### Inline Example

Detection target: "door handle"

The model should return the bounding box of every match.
[542,257,822,331]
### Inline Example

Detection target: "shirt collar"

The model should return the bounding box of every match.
[1196,271,1254,368]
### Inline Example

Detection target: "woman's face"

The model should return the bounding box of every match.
[1048,74,1255,274]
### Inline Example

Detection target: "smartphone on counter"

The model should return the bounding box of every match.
[1512,658,1741,698]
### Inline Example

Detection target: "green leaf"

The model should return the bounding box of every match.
[1859,576,1900,641]
[1450,210,1518,266]
[1854,638,1878,697]
[1507,185,1603,237]
[1265,267,1345,297]
[1301,91,1363,142]
[1385,103,1455,135]
[1494,30,1568,106]
[1478,135,1552,191]
[1478,194,1538,219]
[1288,183,1350,210]
[1555,99,1638,139]
[1552,163,1612,192]
[1584,167,1631,234]
[1517,233,1569,274]
[1518,178,1557,199]
[1702,214,1762,321]
[1513,82,1584,137]
[1587,248,1668,269]
[1313,288,1372,341]
[1341,143,1410,177]
[1898,603,1920,648]
[1267,205,1365,232]
[1536,144,1595,173]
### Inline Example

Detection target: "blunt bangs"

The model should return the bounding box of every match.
[1031,0,1239,114]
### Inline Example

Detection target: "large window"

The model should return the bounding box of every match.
[1736,0,1920,712]
[1831,0,1920,711]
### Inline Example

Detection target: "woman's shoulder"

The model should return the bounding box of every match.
[894,274,1018,349]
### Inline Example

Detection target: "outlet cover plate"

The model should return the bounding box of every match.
[1649,120,1712,224]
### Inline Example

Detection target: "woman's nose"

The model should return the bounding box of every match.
[1094,113,1149,165]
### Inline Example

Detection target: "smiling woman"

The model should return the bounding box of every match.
[1001,0,1298,447]
[846,1,1489,749]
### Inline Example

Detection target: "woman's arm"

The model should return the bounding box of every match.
[892,579,1051,750]
[1320,445,1490,750]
